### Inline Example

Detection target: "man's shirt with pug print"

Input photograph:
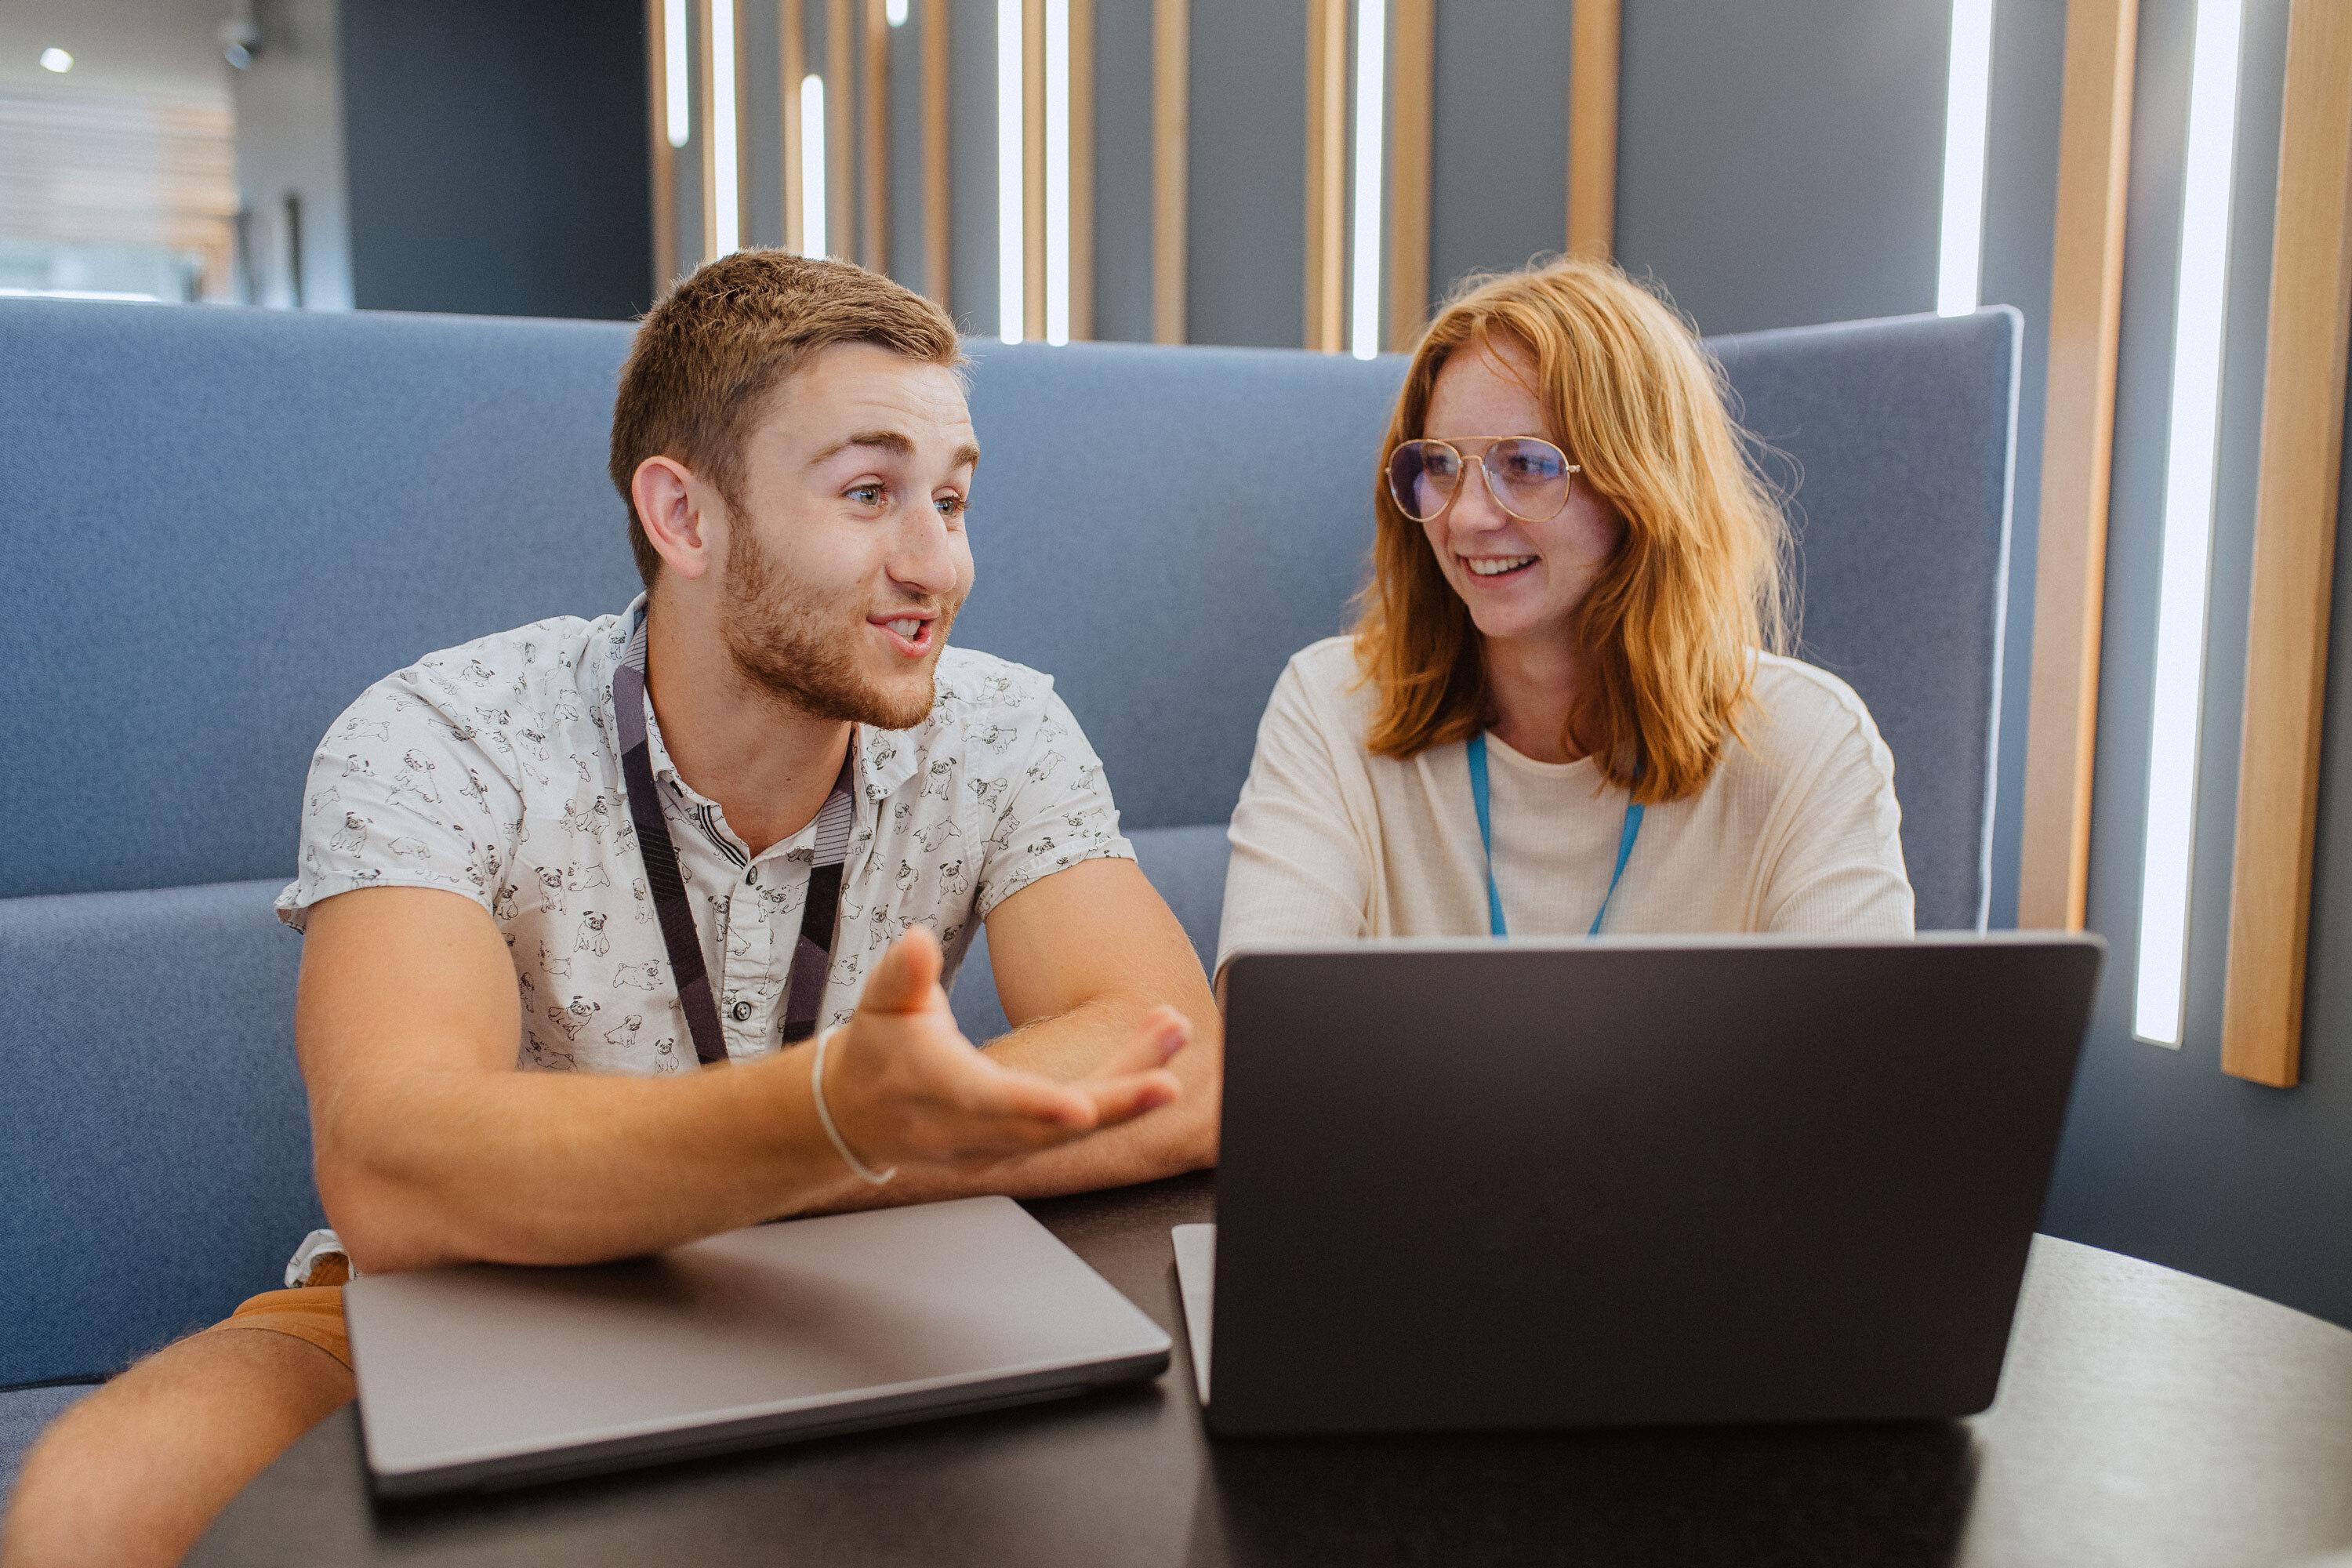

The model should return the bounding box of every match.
[277,593,1135,1073]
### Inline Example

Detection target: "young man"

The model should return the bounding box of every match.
[5,252,1221,1568]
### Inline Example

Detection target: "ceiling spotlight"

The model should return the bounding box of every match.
[220,14,262,69]
[887,0,908,24]
[39,47,73,73]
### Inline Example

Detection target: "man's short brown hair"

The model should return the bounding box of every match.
[609,250,964,587]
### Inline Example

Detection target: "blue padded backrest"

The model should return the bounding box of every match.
[0,880,322,1385]
[0,301,2012,924]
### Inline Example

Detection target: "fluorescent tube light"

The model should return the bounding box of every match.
[710,0,739,254]
[997,0,1024,343]
[1348,0,1386,360]
[2133,0,2245,1047]
[664,0,689,147]
[800,75,827,258]
[1046,0,1071,345]
[1936,0,1994,316]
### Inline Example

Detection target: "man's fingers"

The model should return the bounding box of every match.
[856,926,944,1016]
[1079,1007,1190,1083]
[1076,1069,1182,1129]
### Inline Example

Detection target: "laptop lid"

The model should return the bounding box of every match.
[345,1194,1170,1496]
[1202,934,2103,1436]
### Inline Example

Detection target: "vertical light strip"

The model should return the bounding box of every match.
[1937,0,1996,315]
[800,74,829,257]
[1348,0,1386,360]
[666,0,692,146]
[2133,0,2245,1046]
[1046,0,1072,343]
[997,0,1025,342]
[887,0,908,23]
[710,0,739,253]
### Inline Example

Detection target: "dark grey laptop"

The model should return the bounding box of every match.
[1178,933,2103,1435]
[346,1195,1169,1496]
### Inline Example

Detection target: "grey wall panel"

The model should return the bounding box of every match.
[2035,0,2352,1329]
[888,4,927,289]
[339,0,652,319]
[742,0,786,251]
[1185,0,1304,348]
[949,0,998,336]
[1613,0,1946,336]
[1093,0,1156,343]
[1427,0,1572,307]
[1978,0,2069,930]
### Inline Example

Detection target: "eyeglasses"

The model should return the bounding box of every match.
[1384,436,1581,524]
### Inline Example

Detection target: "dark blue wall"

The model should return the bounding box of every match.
[339,0,652,320]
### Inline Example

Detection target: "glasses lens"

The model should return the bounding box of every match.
[1386,440,1461,521]
[1483,438,1573,521]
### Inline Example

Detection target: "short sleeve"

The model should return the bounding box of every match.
[972,690,1135,918]
[275,671,524,932]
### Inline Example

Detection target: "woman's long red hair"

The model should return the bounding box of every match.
[1352,260,1791,804]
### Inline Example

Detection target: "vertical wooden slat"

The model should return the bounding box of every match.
[1071,0,1095,340]
[2018,0,2140,931]
[1388,0,1432,350]
[648,0,678,293]
[697,0,719,263]
[827,0,854,263]
[782,0,805,255]
[862,0,889,270]
[922,0,949,303]
[1566,0,1620,260]
[2220,0,2352,1087]
[1152,0,1188,343]
[1024,0,1047,341]
[1304,0,1347,353]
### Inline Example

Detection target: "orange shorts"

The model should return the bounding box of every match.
[204,1258,352,1370]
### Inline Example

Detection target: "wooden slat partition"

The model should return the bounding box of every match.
[2018,0,2140,931]
[922,0,949,303]
[827,0,853,263]
[648,0,677,292]
[1567,0,1620,260]
[782,0,806,255]
[1388,0,1433,350]
[862,0,889,270]
[1304,0,1347,353]
[1152,0,1188,343]
[697,0,719,263]
[2220,0,2352,1088]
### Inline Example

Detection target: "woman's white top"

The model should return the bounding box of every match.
[1215,636,1914,975]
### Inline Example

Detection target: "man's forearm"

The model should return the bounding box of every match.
[314,1048,863,1272]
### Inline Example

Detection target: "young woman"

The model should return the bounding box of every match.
[1216,259,1911,972]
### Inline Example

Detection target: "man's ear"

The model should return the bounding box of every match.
[631,456,720,582]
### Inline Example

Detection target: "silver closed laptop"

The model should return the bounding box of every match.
[346,1194,1170,1496]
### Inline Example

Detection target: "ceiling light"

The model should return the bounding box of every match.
[39,48,72,73]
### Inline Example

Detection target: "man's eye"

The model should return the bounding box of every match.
[935,492,967,522]
[848,483,887,506]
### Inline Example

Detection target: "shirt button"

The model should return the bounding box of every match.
[730,1000,753,1022]
[746,868,759,886]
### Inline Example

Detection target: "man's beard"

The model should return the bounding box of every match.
[720,518,959,731]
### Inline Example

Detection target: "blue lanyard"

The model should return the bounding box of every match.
[1466,731,1644,938]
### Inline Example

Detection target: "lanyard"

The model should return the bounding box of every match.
[1466,731,1643,939]
[612,623,849,1065]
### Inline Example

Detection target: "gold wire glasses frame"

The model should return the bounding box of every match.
[1384,435,1582,524]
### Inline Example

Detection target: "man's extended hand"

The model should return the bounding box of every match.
[820,926,1189,1171]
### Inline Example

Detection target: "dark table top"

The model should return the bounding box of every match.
[193,1171,2352,1568]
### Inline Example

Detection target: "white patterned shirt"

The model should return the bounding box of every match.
[277,594,1134,1075]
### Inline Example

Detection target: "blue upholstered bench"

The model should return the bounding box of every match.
[0,299,2018,1504]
